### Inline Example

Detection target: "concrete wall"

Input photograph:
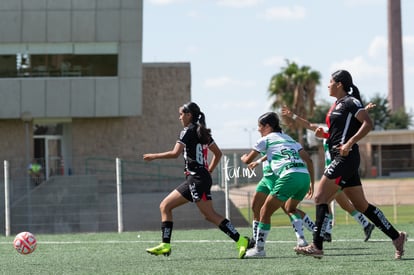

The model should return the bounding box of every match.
[0,0,143,118]
[5,175,248,234]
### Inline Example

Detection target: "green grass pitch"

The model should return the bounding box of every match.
[0,223,412,274]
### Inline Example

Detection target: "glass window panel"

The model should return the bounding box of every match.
[0,53,118,77]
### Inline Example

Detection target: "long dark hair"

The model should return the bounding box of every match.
[182,102,211,144]
[331,70,362,102]
[258,112,282,133]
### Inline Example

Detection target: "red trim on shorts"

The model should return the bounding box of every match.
[201,192,208,201]
[335,177,341,185]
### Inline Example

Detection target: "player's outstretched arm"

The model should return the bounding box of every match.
[281,105,319,131]
[143,142,184,161]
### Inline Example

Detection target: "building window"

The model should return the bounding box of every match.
[0,53,117,78]
[0,42,118,78]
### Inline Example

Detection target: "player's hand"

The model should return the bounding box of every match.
[338,144,351,156]
[281,105,293,118]
[143,154,154,161]
[365,102,376,111]
[314,127,326,138]
[248,161,258,170]
[240,154,249,163]
[306,184,314,199]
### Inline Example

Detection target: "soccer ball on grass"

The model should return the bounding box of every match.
[13,231,37,255]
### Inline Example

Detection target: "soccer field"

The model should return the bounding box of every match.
[0,224,412,275]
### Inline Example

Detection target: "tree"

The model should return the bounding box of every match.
[386,108,412,129]
[367,93,412,130]
[268,60,321,144]
[365,94,390,130]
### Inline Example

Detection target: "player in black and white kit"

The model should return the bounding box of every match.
[144,102,250,259]
[295,70,407,259]
[282,104,376,242]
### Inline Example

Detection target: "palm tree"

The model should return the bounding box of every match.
[268,60,321,144]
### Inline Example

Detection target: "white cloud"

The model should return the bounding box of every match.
[214,100,260,110]
[406,66,414,75]
[186,45,200,54]
[368,36,387,58]
[262,56,286,67]
[204,76,256,88]
[343,0,382,7]
[330,56,386,79]
[262,56,302,69]
[261,5,306,21]
[368,35,414,59]
[326,56,391,101]
[216,0,263,8]
[404,36,414,58]
[187,10,200,18]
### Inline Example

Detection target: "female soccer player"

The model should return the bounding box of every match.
[247,155,315,248]
[281,105,375,242]
[240,112,314,257]
[143,102,250,259]
[294,70,407,259]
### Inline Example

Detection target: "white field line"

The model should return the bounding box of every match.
[1,239,409,245]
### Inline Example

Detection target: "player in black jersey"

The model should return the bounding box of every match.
[295,70,407,259]
[143,102,250,259]
[282,104,376,242]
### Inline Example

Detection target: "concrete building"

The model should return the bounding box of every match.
[0,1,248,234]
[0,0,189,180]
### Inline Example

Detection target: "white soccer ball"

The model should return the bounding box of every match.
[13,231,37,255]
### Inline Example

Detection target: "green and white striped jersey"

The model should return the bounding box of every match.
[254,132,308,178]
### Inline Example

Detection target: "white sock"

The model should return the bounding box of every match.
[302,214,316,232]
[252,220,259,241]
[352,211,369,228]
[256,227,270,250]
[291,218,305,239]
[326,215,333,234]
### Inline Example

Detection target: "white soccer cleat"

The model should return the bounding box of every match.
[244,247,266,258]
[296,237,308,247]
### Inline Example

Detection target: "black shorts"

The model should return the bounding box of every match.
[176,168,212,202]
[324,148,361,189]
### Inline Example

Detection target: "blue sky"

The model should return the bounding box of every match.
[143,0,414,149]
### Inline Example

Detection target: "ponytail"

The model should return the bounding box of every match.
[197,112,211,144]
[350,84,362,102]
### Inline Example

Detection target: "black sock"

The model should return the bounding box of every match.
[218,219,240,242]
[161,221,173,243]
[313,204,329,250]
[363,204,399,240]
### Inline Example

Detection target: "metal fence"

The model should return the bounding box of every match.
[1,156,228,236]
[2,152,414,236]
